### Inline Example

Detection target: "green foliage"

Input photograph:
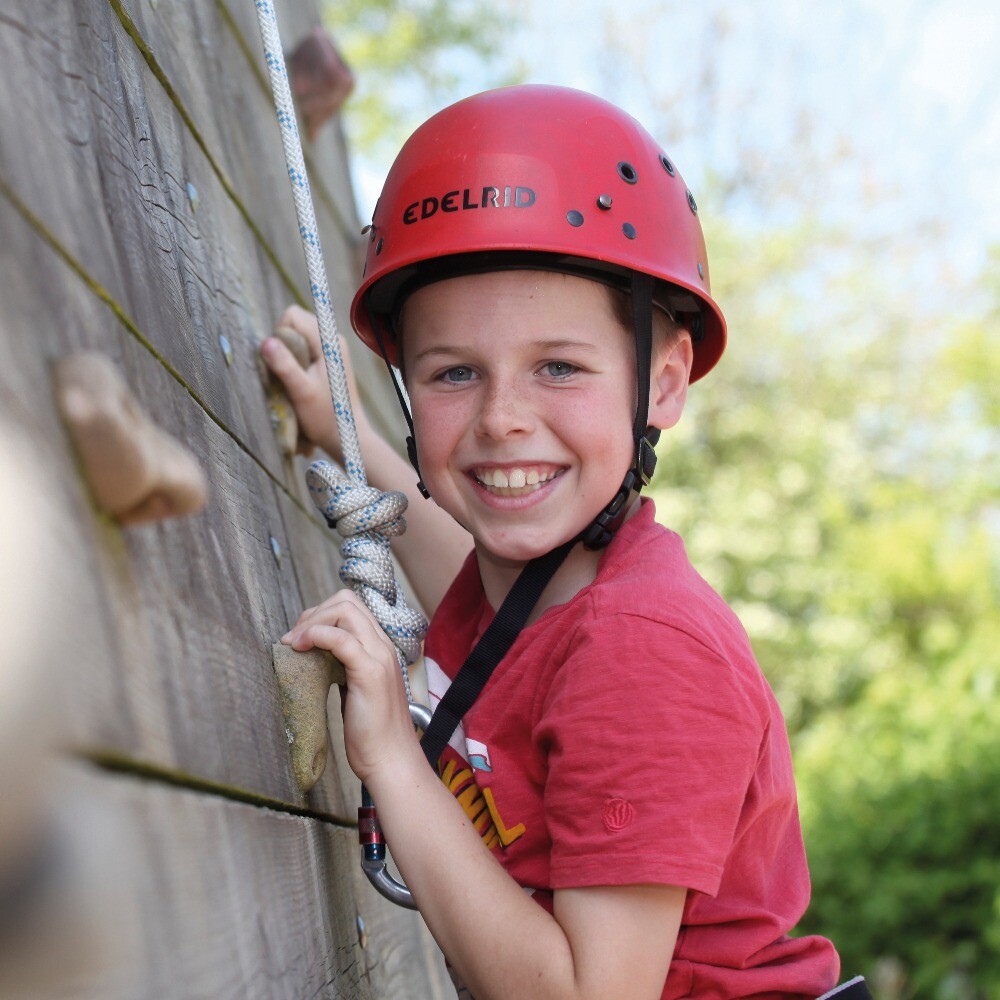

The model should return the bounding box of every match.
[652,202,1000,996]
[322,0,524,163]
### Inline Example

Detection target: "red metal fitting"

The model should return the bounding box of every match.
[357,806,384,846]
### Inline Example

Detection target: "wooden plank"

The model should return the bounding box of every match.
[119,0,412,448]
[111,0,358,265]
[0,3,449,992]
[108,0,411,448]
[209,0,416,446]
[0,0,424,811]
[0,2,293,486]
[0,188,345,806]
[0,0,407,490]
[0,760,448,999]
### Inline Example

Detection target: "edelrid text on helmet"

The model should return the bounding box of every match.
[403,186,537,224]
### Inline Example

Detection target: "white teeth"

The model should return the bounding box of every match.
[474,466,558,494]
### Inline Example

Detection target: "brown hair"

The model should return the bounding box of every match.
[605,284,684,352]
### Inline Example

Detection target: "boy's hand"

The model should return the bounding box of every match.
[261,305,369,462]
[282,590,420,784]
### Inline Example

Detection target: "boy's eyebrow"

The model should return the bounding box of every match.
[411,338,600,363]
[535,339,600,352]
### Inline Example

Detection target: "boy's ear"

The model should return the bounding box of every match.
[647,332,693,431]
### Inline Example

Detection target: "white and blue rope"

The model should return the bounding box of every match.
[254,0,426,691]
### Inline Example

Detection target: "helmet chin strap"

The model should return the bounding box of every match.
[371,318,432,499]
[581,271,658,550]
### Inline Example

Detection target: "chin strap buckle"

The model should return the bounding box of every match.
[636,430,659,486]
[582,428,660,551]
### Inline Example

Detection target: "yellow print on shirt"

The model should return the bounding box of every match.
[440,759,526,849]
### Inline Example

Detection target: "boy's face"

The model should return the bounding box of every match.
[401,270,637,571]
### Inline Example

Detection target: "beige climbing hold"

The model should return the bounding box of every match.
[54,352,209,525]
[263,325,312,458]
[288,27,355,141]
[272,643,346,793]
[273,325,311,370]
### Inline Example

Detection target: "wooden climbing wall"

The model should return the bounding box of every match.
[0,1,447,997]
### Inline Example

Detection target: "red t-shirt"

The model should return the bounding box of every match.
[424,501,839,999]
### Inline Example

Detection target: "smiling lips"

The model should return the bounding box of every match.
[472,465,563,497]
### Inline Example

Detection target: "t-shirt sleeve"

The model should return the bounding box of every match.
[537,613,766,897]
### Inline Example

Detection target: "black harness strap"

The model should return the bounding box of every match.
[816,976,873,1000]
[420,538,577,768]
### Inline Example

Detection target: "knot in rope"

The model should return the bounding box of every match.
[307,462,427,667]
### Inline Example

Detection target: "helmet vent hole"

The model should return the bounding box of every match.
[659,154,675,176]
[697,262,705,279]
[686,189,698,215]
[375,237,384,255]
[622,222,637,240]
[617,161,638,184]
[566,210,585,227]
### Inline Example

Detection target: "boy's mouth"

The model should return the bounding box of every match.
[471,464,563,497]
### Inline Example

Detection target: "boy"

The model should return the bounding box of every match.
[266,85,843,999]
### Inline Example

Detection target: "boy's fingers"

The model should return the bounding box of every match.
[262,338,314,399]
[276,305,322,354]
[300,623,368,667]
[320,596,385,648]
[287,593,387,653]
[299,620,398,678]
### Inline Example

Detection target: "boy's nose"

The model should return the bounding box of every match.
[474,380,534,440]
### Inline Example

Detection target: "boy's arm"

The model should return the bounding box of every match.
[370,746,686,1000]
[286,591,686,1000]
[261,305,470,615]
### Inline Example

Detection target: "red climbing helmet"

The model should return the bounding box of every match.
[351,84,727,382]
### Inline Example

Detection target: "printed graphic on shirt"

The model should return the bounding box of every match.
[466,738,492,772]
[440,755,527,850]
[425,656,526,850]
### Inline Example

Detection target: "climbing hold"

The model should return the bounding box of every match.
[273,324,311,370]
[272,643,346,793]
[262,325,312,457]
[54,352,209,525]
[288,27,355,141]
[186,182,199,212]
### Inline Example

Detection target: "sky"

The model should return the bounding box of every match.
[348,0,1000,309]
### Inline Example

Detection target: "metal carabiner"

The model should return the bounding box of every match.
[357,701,433,910]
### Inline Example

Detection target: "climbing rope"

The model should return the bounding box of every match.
[253,0,426,694]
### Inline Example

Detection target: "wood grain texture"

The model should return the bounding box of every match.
[0,1,448,995]
[0,761,446,1000]
[1,1,290,485]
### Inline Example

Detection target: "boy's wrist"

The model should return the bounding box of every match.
[362,731,431,804]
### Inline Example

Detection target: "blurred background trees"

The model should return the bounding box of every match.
[659,208,1000,1000]
[322,1,1000,995]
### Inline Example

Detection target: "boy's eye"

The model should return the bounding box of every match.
[539,361,577,379]
[441,366,476,383]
